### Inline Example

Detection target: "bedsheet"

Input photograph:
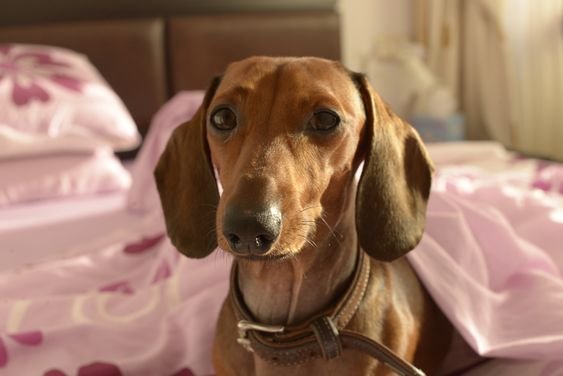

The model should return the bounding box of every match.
[1,192,133,272]
[0,138,562,375]
[0,191,230,376]
[414,142,563,375]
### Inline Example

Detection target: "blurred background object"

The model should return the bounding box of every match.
[361,36,463,142]
[341,0,562,160]
[1,0,561,159]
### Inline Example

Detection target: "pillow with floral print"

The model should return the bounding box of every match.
[0,44,140,158]
[0,147,131,207]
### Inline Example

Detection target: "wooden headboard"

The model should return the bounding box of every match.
[0,1,340,138]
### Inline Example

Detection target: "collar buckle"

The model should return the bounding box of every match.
[237,320,285,353]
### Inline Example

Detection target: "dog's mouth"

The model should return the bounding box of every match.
[231,250,293,263]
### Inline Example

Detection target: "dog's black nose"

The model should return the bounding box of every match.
[223,205,281,255]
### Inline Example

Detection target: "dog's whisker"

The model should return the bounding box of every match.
[206,223,218,235]
[299,204,322,214]
[211,248,232,268]
[289,229,318,249]
[317,214,344,245]
[298,220,316,225]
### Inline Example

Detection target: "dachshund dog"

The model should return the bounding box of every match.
[155,57,452,375]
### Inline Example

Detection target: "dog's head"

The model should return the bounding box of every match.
[155,57,433,262]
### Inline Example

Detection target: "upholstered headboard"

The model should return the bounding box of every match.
[0,1,340,138]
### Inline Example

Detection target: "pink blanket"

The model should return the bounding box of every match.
[1,92,562,375]
[411,143,563,361]
[411,143,563,374]
[0,195,230,376]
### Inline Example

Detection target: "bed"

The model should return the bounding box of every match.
[1,2,562,375]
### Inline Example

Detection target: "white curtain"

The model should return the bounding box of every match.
[505,0,563,160]
[416,0,563,160]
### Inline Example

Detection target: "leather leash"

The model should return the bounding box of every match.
[230,250,426,376]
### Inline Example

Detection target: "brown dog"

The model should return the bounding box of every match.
[155,57,451,375]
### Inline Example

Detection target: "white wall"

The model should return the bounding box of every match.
[338,0,414,71]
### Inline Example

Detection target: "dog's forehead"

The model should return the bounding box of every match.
[215,57,358,102]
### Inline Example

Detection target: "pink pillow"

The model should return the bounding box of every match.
[0,149,131,207]
[127,91,204,213]
[0,44,140,158]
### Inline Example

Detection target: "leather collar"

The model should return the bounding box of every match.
[229,250,426,376]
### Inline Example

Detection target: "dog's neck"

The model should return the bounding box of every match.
[236,185,359,326]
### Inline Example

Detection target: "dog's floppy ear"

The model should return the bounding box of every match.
[154,76,222,258]
[352,73,434,262]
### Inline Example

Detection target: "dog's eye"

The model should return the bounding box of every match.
[308,110,341,132]
[210,107,237,131]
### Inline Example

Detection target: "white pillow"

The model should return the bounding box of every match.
[0,148,131,207]
[0,43,140,159]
